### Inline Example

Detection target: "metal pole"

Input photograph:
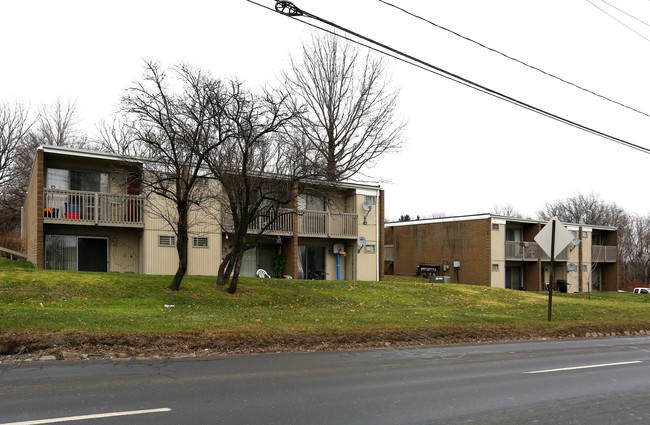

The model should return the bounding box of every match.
[548,220,556,322]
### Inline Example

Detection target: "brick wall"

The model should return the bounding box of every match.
[22,149,44,268]
[389,218,492,286]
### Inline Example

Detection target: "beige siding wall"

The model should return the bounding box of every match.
[490,219,506,288]
[43,224,141,273]
[141,191,221,276]
[355,190,379,281]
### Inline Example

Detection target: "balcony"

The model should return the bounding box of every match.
[505,241,569,261]
[226,209,358,239]
[592,245,617,262]
[43,189,144,228]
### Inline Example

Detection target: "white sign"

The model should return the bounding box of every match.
[534,216,574,259]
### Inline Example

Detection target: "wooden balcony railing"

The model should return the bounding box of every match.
[43,189,144,228]
[223,209,358,239]
[505,241,569,261]
[592,245,617,262]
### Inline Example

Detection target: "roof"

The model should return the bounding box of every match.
[39,145,381,192]
[385,213,617,231]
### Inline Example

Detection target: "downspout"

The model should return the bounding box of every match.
[376,189,379,281]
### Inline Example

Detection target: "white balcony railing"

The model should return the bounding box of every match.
[43,189,144,227]
[592,245,617,262]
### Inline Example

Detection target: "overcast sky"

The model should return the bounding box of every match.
[2,0,649,221]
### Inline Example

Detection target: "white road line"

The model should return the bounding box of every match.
[525,360,643,374]
[0,408,171,425]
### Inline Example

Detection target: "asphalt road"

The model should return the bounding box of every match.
[1,336,649,425]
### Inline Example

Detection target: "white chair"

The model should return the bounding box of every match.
[256,269,271,278]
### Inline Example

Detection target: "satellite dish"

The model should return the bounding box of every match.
[357,236,367,253]
[362,199,373,224]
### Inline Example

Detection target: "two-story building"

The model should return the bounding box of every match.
[22,146,385,281]
[384,214,618,292]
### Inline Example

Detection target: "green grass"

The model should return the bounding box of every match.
[0,259,648,338]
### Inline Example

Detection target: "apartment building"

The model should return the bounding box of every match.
[385,214,618,292]
[22,146,384,281]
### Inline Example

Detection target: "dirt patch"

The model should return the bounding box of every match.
[1,325,648,362]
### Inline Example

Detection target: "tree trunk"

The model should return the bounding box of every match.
[226,250,244,294]
[215,252,232,286]
[169,204,189,291]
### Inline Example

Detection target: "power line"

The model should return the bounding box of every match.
[586,0,650,43]
[379,0,650,119]
[600,0,650,28]
[250,0,650,155]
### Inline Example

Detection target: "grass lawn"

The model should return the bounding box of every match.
[1,259,649,356]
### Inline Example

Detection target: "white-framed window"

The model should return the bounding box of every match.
[583,231,588,238]
[159,235,176,247]
[492,264,499,272]
[365,244,376,254]
[193,237,208,248]
[492,224,499,230]
[583,265,589,272]
[364,195,376,205]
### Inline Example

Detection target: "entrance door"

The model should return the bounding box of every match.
[505,266,522,290]
[240,247,257,277]
[78,237,108,272]
[299,246,326,280]
[257,244,277,277]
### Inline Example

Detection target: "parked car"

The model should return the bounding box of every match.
[632,287,650,294]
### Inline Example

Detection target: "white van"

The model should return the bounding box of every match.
[632,287,650,294]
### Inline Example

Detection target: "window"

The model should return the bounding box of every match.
[47,168,109,192]
[193,237,208,248]
[159,235,176,247]
[505,228,521,242]
[582,231,588,238]
[492,224,499,230]
[298,194,326,211]
[365,244,376,254]
[583,265,588,272]
[364,195,376,205]
[492,264,499,272]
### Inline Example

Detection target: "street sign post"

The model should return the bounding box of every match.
[534,217,573,321]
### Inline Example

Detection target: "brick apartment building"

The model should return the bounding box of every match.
[385,214,619,292]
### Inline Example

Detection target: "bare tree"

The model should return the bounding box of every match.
[0,102,31,188]
[283,33,404,182]
[36,98,88,148]
[491,204,522,218]
[204,80,306,294]
[121,61,227,291]
[0,102,33,235]
[537,192,627,227]
[95,117,151,158]
[618,214,650,286]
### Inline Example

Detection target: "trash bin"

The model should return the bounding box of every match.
[64,203,79,219]
[556,279,567,293]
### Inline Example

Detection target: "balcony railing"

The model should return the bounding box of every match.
[223,209,358,239]
[505,240,569,261]
[43,189,144,227]
[592,245,617,262]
